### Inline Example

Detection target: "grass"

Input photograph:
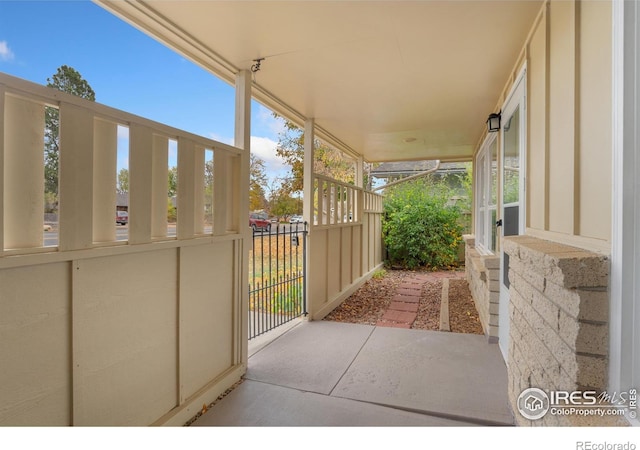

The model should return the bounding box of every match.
[249,232,305,314]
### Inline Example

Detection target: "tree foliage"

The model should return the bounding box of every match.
[250,154,268,211]
[270,188,301,218]
[45,66,96,195]
[274,114,356,195]
[382,178,464,270]
[117,168,129,194]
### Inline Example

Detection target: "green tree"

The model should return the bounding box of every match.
[168,166,178,197]
[250,153,268,211]
[274,114,355,195]
[270,187,301,218]
[45,65,96,195]
[117,168,129,194]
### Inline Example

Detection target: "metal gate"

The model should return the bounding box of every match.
[249,222,307,340]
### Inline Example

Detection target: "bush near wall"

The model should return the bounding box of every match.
[382,178,464,270]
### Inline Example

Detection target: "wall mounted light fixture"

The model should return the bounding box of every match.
[486,111,501,133]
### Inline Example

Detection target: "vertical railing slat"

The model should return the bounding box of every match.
[4,95,45,249]
[59,102,93,251]
[93,119,118,243]
[151,134,169,239]
[129,123,154,245]
[177,137,196,239]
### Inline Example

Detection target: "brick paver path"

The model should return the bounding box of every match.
[375,271,466,329]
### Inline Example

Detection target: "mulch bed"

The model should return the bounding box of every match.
[324,268,483,335]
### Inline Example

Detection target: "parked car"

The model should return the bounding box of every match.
[249,212,271,232]
[116,211,129,225]
[289,215,304,224]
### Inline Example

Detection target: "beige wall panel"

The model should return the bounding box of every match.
[74,250,178,425]
[547,0,575,235]
[0,263,71,425]
[341,227,353,289]
[578,1,612,242]
[374,215,382,265]
[527,19,547,231]
[308,230,327,314]
[352,226,362,281]
[368,215,376,270]
[362,216,370,272]
[179,241,234,400]
[327,228,341,301]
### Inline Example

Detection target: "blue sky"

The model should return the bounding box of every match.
[0,0,288,188]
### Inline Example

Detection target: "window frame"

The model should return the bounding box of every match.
[475,133,498,255]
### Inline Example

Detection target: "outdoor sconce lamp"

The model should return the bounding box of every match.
[486,111,501,133]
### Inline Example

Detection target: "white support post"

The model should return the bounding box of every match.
[235,70,251,231]
[129,124,153,245]
[151,134,169,239]
[234,69,251,367]
[59,102,93,251]
[93,119,117,243]
[303,119,315,226]
[0,87,5,254]
[355,155,364,189]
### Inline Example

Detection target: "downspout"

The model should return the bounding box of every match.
[372,160,441,192]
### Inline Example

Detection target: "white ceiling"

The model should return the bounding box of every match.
[96,0,543,162]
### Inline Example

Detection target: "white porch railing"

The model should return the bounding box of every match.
[0,72,249,426]
[306,172,384,319]
[0,72,242,256]
[312,173,361,227]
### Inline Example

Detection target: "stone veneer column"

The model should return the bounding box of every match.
[502,235,622,426]
[464,235,500,342]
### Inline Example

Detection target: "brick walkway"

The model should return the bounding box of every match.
[375,271,466,329]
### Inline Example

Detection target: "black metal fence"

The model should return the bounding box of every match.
[249,222,307,340]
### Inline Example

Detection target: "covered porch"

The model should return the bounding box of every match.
[193,320,512,427]
[1,0,635,429]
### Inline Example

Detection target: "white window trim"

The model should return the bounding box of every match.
[610,0,640,421]
[475,133,498,255]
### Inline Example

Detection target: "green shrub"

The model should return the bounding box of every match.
[382,178,463,270]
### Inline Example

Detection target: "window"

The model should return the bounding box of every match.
[475,135,498,254]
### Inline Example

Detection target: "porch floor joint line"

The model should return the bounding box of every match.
[327,325,377,397]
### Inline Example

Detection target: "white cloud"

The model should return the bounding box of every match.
[251,135,289,183]
[251,136,281,165]
[0,41,15,62]
[256,104,287,137]
[206,132,288,186]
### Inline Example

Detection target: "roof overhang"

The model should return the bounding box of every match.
[95,0,543,162]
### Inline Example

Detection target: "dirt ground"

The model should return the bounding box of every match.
[323,268,483,335]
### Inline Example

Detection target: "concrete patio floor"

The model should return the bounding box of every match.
[192,320,513,427]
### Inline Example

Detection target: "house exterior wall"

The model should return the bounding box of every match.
[0,74,248,426]
[527,0,612,250]
[467,0,619,425]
